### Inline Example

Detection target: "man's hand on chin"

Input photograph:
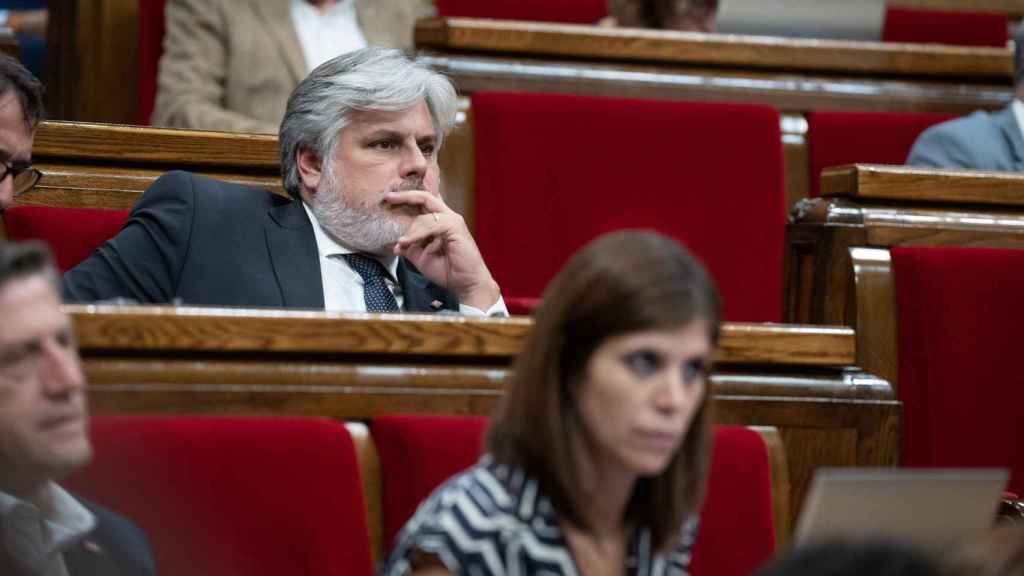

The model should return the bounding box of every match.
[385,190,502,311]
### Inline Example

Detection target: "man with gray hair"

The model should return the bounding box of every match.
[63,48,505,315]
[0,241,155,575]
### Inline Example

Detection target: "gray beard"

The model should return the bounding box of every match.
[308,173,406,256]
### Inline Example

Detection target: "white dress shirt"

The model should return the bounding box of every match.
[290,0,368,72]
[1013,99,1024,146]
[303,203,507,315]
[0,483,96,576]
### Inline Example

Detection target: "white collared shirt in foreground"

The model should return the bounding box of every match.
[0,483,96,576]
[303,203,508,316]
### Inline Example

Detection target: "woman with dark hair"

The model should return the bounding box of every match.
[604,0,719,32]
[382,230,721,576]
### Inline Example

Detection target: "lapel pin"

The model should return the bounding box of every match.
[82,539,103,555]
[430,300,443,310]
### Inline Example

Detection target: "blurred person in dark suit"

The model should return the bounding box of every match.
[0,241,155,576]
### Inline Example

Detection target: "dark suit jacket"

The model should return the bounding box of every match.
[61,171,458,312]
[0,497,155,576]
[906,103,1024,170]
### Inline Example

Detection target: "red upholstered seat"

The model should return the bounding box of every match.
[882,8,1008,48]
[137,0,169,125]
[689,426,777,576]
[373,414,776,575]
[806,111,954,197]
[892,246,1024,495]
[435,0,606,23]
[64,416,373,576]
[472,92,786,322]
[372,414,489,549]
[3,206,130,272]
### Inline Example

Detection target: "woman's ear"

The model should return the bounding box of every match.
[296,147,323,199]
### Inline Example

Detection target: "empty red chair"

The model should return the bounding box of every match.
[64,416,374,576]
[472,92,786,322]
[372,414,779,576]
[892,246,1024,495]
[137,0,169,125]
[3,206,130,272]
[806,110,954,197]
[435,0,606,23]
[883,8,1008,48]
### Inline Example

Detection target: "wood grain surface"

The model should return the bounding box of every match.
[822,164,1024,206]
[33,121,280,168]
[69,306,855,366]
[416,17,1012,79]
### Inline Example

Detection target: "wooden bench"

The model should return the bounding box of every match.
[69,306,899,526]
[785,164,1024,334]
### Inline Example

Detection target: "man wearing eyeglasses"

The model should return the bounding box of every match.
[0,241,155,575]
[0,54,43,212]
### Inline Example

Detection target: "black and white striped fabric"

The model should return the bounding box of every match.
[381,456,696,576]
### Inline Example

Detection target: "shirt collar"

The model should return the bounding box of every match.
[301,201,400,281]
[0,482,96,557]
[1012,99,1024,146]
[292,0,355,19]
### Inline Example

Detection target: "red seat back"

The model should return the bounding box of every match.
[372,414,489,549]
[806,111,954,197]
[689,427,777,576]
[893,246,1024,495]
[472,92,786,322]
[435,0,606,23]
[64,416,374,576]
[3,206,130,272]
[883,8,1008,48]
[373,414,776,575]
[137,0,169,125]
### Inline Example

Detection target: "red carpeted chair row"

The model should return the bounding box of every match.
[890,246,1024,497]
[64,414,785,576]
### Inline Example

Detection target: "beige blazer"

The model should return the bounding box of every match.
[152,0,435,134]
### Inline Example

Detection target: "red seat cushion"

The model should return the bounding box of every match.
[64,416,373,576]
[472,92,785,322]
[3,206,129,272]
[373,415,776,575]
[883,8,1008,48]
[893,246,1024,495]
[137,0,168,125]
[435,0,606,23]
[689,427,776,576]
[372,414,489,549]
[806,111,954,197]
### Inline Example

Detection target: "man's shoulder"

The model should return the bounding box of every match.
[923,109,1004,141]
[76,496,156,573]
[142,170,286,211]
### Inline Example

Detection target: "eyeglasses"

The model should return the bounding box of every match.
[2,161,42,198]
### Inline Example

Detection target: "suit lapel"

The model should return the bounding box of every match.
[994,102,1024,169]
[265,200,325,309]
[250,0,308,84]
[64,536,121,576]
[397,259,457,312]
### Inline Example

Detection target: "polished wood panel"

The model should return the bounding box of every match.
[785,164,1024,326]
[71,306,897,525]
[822,164,1024,206]
[752,426,792,549]
[416,18,1011,79]
[46,0,138,123]
[33,122,280,168]
[70,305,855,365]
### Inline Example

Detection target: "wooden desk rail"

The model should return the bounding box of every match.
[821,164,1024,206]
[416,18,1012,79]
[786,164,1024,327]
[69,306,898,525]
